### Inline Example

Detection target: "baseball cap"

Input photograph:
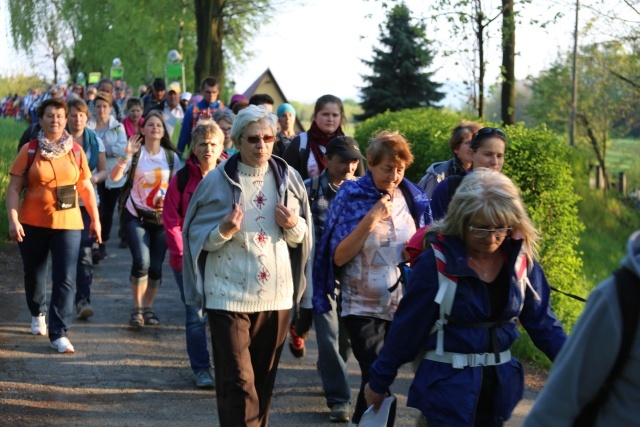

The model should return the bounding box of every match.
[168,82,181,94]
[181,91,192,101]
[152,78,166,91]
[326,136,364,160]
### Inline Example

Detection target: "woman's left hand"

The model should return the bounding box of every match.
[275,203,298,229]
[364,383,386,412]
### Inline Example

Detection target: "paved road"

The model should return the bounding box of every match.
[0,222,536,426]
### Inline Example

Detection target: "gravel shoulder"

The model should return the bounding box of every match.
[0,232,543,426]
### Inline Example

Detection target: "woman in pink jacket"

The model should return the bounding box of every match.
[162,119,224,389]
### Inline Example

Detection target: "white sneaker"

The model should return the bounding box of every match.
[31,314,47,336]
[51,337,75,354]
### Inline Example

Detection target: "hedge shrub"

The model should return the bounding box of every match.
[354,109,584,331]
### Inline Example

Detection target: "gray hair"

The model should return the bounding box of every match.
[212,108,235,124]
[426,168,540,259]
[191,118,224,150]
[230,104,278,148]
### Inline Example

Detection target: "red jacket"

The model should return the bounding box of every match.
[163,155,203,271]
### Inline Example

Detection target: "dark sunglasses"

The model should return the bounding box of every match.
[243,135,275,144]
[471,127,506,145]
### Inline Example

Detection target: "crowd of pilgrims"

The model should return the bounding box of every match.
[7,76,571,427]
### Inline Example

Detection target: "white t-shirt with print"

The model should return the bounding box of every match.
[125,145,181,216]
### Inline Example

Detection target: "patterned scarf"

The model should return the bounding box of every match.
[38,130,73,160]
[312,171,432,314]
[307,121,344,174]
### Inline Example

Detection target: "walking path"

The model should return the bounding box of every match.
[0,222,537,426]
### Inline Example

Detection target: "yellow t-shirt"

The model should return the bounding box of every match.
[10,142,91,230]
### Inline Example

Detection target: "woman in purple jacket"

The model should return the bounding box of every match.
[162,119,224,389]
[365,169,567,427]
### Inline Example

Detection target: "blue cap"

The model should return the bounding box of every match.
[277,103,296,117]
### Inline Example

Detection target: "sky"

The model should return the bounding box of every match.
[0,0,591,107]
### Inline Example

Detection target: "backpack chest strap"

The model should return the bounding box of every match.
[425,349,511,369]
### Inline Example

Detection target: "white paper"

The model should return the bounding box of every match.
[358,395,396,427]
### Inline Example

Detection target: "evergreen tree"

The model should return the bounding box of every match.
[357,3,444,121]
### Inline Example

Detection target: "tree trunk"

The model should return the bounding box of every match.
[501,0,515,125]
[193,0,225,90]
[476,11,485,120]
[578,113,610,191]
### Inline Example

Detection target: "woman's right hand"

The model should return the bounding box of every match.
[366,193,393,224]
[219,203,243,239]
[125,134,143,158]
[364,383,386,412]
[9,220,25,242]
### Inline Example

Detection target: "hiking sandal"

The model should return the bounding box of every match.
[142,308,160,326]
[130,308,144,326]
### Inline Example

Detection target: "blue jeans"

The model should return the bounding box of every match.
[18,225,81,341]
[172,268,211,372]
[76,207,95,304]
[121,209,167,281]
[313,296,352,407]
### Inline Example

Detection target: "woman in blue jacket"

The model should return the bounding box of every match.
[365,168,567,427]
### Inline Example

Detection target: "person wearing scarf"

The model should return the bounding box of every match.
[67,98,108,320]
[312,130,431,425]
[6,98,101,354]
[283,94,365,180]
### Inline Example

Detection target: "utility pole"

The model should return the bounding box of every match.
[569,0,579,146]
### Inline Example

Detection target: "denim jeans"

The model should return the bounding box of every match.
[313,296,352,407]
[97,183,121,242]
[76,207,95,304]
[172,268,211,372]
[121,209,167,281]
[18,225,81,341]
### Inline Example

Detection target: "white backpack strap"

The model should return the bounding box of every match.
[299,132,308,152]
[430,243,458,356]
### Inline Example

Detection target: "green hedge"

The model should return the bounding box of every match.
[0,119,24,241]
[354,109,585,333]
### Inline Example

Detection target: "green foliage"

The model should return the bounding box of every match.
[0,119,25,240]
[354,107,467,182]
[0,74,47,98]
[357,3,444,121]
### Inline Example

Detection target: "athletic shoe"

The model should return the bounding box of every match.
[288,325,306,358]
[31,313,47,336]
[76,300,94,319]
[194,369,215,389]
[50,337,75,354]
[329,402,351,423]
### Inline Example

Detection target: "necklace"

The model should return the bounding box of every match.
[468,255,494,280]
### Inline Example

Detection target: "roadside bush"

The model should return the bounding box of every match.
[0,119,24,240]
[355,110,585,347]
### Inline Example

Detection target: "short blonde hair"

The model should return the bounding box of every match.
[366,130,414,168]
[191,119,224,152]
[427,168,540,259]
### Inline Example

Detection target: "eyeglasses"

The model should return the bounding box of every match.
[243,135,275,144]
[468,226,512,239]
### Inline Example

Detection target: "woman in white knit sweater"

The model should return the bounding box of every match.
[182,105,312,427]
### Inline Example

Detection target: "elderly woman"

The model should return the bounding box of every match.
[87,91,127,260]
[182,105,312,426]
[67,98,107,319]
[365,169,567,427]
[7,98,101,354]
[418,120,482,198]
[163,119,225,389]
[430,127,507,221]
[313,130,431,425]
